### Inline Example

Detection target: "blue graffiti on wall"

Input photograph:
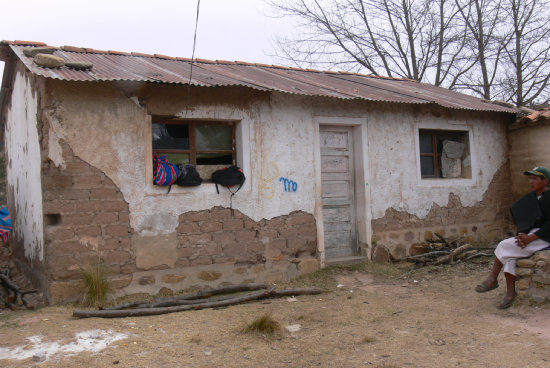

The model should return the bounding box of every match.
[279,177,298,192]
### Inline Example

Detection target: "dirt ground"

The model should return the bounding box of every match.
[1,260,549,368]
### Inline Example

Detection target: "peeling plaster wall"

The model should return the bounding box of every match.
[39,80,512,268]
[5,67,44,262]
[311,100,512,254]
[41,82,317,238]
[365,108,508,220]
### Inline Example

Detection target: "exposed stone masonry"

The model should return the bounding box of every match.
[516,250,550,303]
[41,141,133,300]
[39,140,318,302]
[176,208,317,267]
[371,164,512,260]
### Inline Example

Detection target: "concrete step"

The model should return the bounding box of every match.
[325,256,368,266]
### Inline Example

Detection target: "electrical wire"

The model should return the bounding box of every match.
[185,0,201,118]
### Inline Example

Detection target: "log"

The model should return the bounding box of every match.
[122,294,244,309]
[0,274,36,309]
[434,233,452,248]
[464,251,495,261]
[74,287,322,319]
[101,283,268,311]
[404,250,450,261]
[171,283,269,300]
[433,244,473,265]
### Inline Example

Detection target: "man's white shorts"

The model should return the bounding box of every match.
[494,228,550,275]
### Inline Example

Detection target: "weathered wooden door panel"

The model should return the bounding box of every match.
[320,126,357,259]
[324,231,353,257]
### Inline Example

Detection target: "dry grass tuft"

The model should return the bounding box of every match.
[242,313,281,335]
[361,335,376,343]
[189,335,202,344]
[80,264,110,307]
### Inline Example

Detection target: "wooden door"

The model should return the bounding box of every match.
[320,126,357,259]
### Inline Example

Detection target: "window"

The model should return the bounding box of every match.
[152,119,236,179]
[419,129,471,179]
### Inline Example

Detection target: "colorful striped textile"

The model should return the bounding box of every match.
[153,153,179,186]
[0,206,12,245]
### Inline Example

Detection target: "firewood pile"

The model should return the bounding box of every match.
[73,283,322,319]
[399,233,494,267]
[0,267,38,310]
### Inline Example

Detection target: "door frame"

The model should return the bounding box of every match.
[314,116,371,266]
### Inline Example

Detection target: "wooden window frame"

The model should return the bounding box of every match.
[419,129,466,179]
[152,119,237,166]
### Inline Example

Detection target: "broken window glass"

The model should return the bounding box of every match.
[419,129,470,179]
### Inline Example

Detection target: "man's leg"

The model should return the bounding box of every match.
[504,272,516,298]
[475,257,502,291]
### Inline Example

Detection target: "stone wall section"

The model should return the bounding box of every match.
[176,208,317,267]
[371,164,513,260]
[516,250,550,303]
[118,209,319,298]
[41,140,133,302]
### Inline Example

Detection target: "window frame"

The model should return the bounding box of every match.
[419,129,468,179]
[152,118,237,166]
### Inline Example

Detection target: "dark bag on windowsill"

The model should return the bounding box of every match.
[175,164,203,186]
[211,166,245,215]
[211,166,245,194]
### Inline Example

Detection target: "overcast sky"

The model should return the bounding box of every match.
[0,0,292,83]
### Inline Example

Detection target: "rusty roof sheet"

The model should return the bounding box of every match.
[1,41,517,113]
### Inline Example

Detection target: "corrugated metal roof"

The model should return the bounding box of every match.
[1,42,517,113]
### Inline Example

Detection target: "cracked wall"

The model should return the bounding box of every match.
[371,164,513,259]
[37,80,321,302]
[5,66,45,282]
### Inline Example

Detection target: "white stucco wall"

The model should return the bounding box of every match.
[5,69,44,261]
[366,110,507,220]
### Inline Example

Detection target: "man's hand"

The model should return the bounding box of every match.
[516,232,538,248]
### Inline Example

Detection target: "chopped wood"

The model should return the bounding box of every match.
[433,244,473,265]
[397,235,496,275]
[464,252,495,261]
[0,269,37,310]
[434,233,452,248]
[75,287,322,319]
[404,251,450,261]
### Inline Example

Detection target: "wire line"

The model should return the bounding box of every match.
[185,0,201,118]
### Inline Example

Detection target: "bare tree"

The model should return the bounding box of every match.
[452,0,509,100]
[269,0,550,106]
[498,0,550,106]
[269,0,471,86]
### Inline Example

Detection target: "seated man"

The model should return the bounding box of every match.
[475,166,550,309]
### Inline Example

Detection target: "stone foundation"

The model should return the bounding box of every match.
[115,208,319,299]
[516,250,550,303]
[46,207,319,302]
[371,164,512,260]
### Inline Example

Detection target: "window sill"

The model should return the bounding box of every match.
[417,177,475,187]
[145,182,247,196]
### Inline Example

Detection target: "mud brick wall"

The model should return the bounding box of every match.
[371,164,513,260]
[516,250,550,303]
[176,208,317,267]
[42,141,133,301]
